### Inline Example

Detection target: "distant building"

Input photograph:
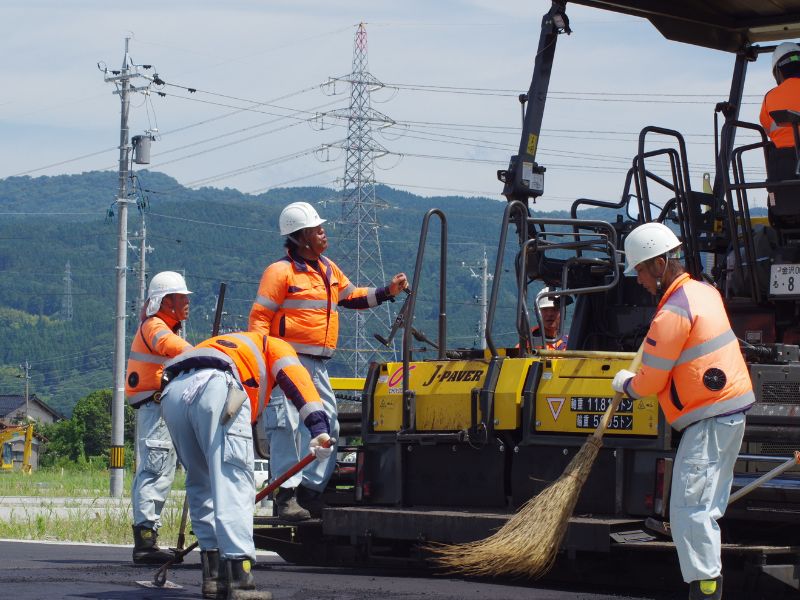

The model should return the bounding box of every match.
[0,394,61,426]
[0,394,62,471]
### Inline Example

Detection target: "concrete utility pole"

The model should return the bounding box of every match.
[463,249,493,350]
[99,37,153,497]
[18,360,30,420]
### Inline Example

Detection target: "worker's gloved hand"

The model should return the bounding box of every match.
[612,369,635,394]
[310,433,336,460]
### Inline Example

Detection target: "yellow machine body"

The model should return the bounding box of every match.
[536,356,659,436]
[370,353,659,436]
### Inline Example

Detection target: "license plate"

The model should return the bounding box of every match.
[770,264,800,296]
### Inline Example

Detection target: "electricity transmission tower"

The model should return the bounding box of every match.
[327,23,397,376]
[61,262,73,322]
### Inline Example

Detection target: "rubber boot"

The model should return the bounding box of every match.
[296,485,324,518]
[132,525,175,565]
[218,558,273,600]
[689,575,723,600]
[200,549,220,599]
[274,487,310,522]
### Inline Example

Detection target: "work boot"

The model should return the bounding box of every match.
[132,525,175,565]
[218,558,273,600]
[200,549,220,599]
[274,487,310,522]
[689,575,723,600]
[296,484,325,518]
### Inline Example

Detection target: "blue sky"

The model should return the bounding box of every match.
[0,1,782,212]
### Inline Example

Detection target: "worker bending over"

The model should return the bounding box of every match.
[126,271,193,565]
[249,201,407,521]
[160,332,333,600]
[612,223,753,600]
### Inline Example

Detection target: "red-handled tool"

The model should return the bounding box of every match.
[140,437,333,589]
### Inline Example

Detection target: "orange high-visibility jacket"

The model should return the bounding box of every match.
[531,326,569,350]
[125,311,192,407]
[760,78,800,148]
[163,332,327,433]
[249,250,393,358]
[624,273,754,431]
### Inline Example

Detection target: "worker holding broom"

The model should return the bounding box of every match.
[159,332,334,600]
[612,222,754,600]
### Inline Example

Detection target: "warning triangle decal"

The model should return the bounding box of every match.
[547,397,565,421]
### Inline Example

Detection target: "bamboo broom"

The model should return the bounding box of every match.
[430,344,645,578]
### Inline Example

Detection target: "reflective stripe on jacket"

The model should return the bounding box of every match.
[163,332,325,425]
[625,273,754,431]
[249,249,392,357]
[760,78,800,148]
[125,312,192,407]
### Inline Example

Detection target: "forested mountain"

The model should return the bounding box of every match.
[2,170,556,415]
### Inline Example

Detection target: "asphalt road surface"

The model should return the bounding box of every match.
[0,539,677,600]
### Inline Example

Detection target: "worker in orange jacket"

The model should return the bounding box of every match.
[530,286,570,350]
[160,332,333,600]
[249,201,407,521]
[612,223,754,600]
[760,42,800,149]
[126,271,193,565]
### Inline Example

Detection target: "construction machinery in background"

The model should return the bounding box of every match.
[0,423,34,473]
[253,2,800,596]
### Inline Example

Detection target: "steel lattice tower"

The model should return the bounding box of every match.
[61,261,73,322]
[334,23,396,376]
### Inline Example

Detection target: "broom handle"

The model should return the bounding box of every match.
[255,437,333,504]
[590,343,645,443]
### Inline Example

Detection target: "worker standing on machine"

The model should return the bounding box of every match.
[530,286,570,350]
[160,332,333,600]
[249,201,407,522]
[126,271,193,565]
[760,41,800,149]
[612,223,754,600]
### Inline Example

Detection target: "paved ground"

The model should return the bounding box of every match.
[0,539,676,600]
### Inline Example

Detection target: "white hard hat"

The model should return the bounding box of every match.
[146,271,191,317]
[279,201,326,236]
[623,222,681,275]
[539,286,561,309]
[772,42,800,78]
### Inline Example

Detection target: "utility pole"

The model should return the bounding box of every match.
[99,37,155,498]
[18,360,30,421]
[462,248,493,350]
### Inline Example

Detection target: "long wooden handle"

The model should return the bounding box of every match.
[729,451,800,505]
[590,343,645,443]
[255,437,333,504]
[153,439,334,587]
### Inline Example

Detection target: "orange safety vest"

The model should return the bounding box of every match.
[760,78,800,148]
[626,273,754,431]
[530,326,569,350]
[163,332,324,425]
[125,311,192,407]
[249,249,391,357]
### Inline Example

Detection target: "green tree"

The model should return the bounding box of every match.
[39,389,135,467]
[71,389,135,458]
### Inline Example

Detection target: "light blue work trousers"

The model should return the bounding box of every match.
[161,369,256,560]
[131,401,177,530]
[264,354,339,492]
[670,411,746,583]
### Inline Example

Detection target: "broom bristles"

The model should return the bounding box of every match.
[429,437,602,579]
